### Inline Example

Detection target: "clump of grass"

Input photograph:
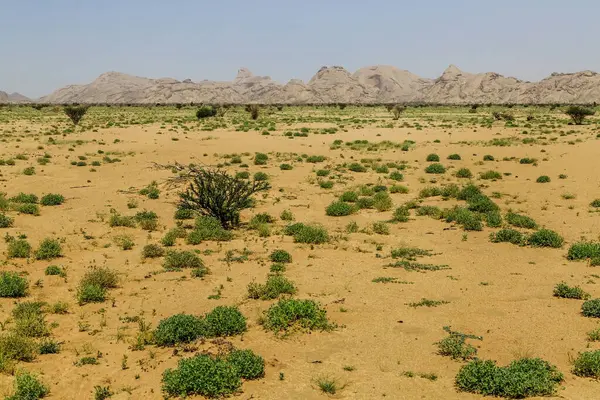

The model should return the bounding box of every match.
[0,333,38,370]
[280,209,294,221]
[108,213,136,228]
[437,327,481,361]
[339,191,358,202]
[426,153,440,162]
[113,235,134,250]
[16,203,40,215]
[506,212,537,229]
[44,265,64,276]
[141,244,164,258]
[443,207,482,231]
[187,216,233,243]
[139,181,160,199]
[0,213,13,228]
[425,163,446,174]
[447,153,461,160]
[415,206,441,218]
[408,298,449,308]
[326,201,355,216]
[455,358,563,398]
[0,272,28,298]
[582,299,600,318]
[262,298,333,334]
[455,168,472,178]
[527,229,564,248]
[479,170,502,180]
[590,199,600,208]
[9,193,38,204]
[373,192,393,211]
[153,313,205,346]
[76,267,118,305]
[134,210,159,231]
[485,211,502,227]
[391,246,432,260]
[553,282,590,300]
[270,249,292,263]
[372,221,390,235]
[12,301,49,338]
[40,193,65,206]
[392,206,410,222]
[567,242,600,260]
[163,250,204,270]
[389,171,404,181]
[389,185,409,194]
[174,208,195,220]
[489,228,525,245]
[289,224,329,244]
[7,238,32,258]
[34,238,62,260]
[536,175,551,183]
[315,377,342,394]
[5,370,49,400]
[248,274,296,300]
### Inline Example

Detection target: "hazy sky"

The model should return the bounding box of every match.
[2,0,598,97]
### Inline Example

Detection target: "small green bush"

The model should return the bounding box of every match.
[154,314,204,346]
[12,301,49,338]
[226,349,265,379]
[389,171,404,181]
[142,244,165,258]
[415,206,441,218]
[326,201,355,216]
[44,265,64,276]
[187,216,233,243]
[372,221,390,235]
[292,224,329,244]
[280,210,294,221]
[9,193,38,204]
[162,354,241,398]
[163,250,204,270]
[76,283,106,305]
[536,175,551,183]
[270,249,292,263]
[8,239,32,258]
[572,350,600,378]
[108,213,136,228]
[553,282,589,300]
[455,168,472,178]
[480,170,502,180]
[254,152,268,165]
[248,275,296,300]
[0,333,38,367]
[590,199,600,208]
[519,157,536,164]
[582,299,600,318]
[201,306,247,337]
[34,238,62,260]
[467,194,499,213]
[253,172,268,181]
[0,272,28,298]
[425,163,446,174]
[437,333,477,361]
[356,197,375,209]
[567,242,600,260]
[527,229,564,248]
[485,211,502,228]
[455,358,563,398]
[506,212,537,229]
[40,193,65,206]
[390,185,409,194]
[490,228,525,245]
[373,192,393,212]
[444,207,483,231]
[0,213,13,228]
[263,298,333,334]
[17,203,40,215]
[426,153,440,162]
[447,153,461,160]
[196,105,217,119]
[483,155,495,161]
[339,191,358,202]
[5,370,49,400]
[393,206,410,222]
[174,208,195,220]
[347,163,367,173]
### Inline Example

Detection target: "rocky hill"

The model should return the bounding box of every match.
[37,65,600,104]
[0,91,30,103]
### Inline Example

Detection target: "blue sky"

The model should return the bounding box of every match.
[1,0,598,97]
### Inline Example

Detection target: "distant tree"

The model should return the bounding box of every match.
[391,104,406,120]
[196,105,217,119]
[246,104,260,120]
[565,105,595,125]
[63,105,89,125]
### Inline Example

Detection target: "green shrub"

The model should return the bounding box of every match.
[437,333,478,361]
[34,238,62,260]
[0,272,28,298]
[426,153,440,162]
[292,224,329,244]
[108,213,136,228]
[8,239,32,258]
[582,299,600,318]
[263,298,333,334]
[76,283,106,305]
[356,197,375,209]
[373,192,393,212]
[393,206,410,222]
[0,213,13,228]
[447,153,461,160]
[270,263,286,273]
[134,210,159,231]
[490,228,525,245]
[480,170,502,180]
[5,370,49,400]
[485,211,502,228]
[483,155,495,161]
[306,155,325,163]
[506,212,537,229]
[519,157,536,164]
[142,244,165,258]
[590,199,600,208]
[9,193,38,204]
[174,208,195,220]
[536,175,551,183]
[187,216,233,243]
[567,242,600,260]
[253,172,268,181]
[248,275,296,300]
[372,221,390,235]
[254,152,268,165]
[527,229,564,248]
[0,334,38,369]
[226,349,265,379]
[163,250,204,270]
[444,207,482,231]
[389,185,409,194]
[202,306,247,337]
[81,267,118,289]
[347,163,367,173]
[40,193,65,206]
[572,350,600,378]
[389,171,404,181]
[17,203,40,215]
[318,180,334,189]
[12,302,49,338]
[467,194,499,213]
[326,201,355,216]
[64,105,88,125]
[280,210,294,221]
[154,314,204,346]
[565,105,595,125]
[196,105,217,119]
[39,340,60,354]
[162,354,241,398]
[455,168,472,178]
[553,282,590,300]
[139,181,160,199]
[416,206,441,218]
[279,163,293,170]
[455,358,563,398]
[270,249,292,263]
[316,169,330,177]
[339,191,358,202]
[44,265,64,276]
[235,171,250,179]
[425,163,446,174]
[457,184,482,201]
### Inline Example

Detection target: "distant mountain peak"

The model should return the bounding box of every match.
[235,68,254,80]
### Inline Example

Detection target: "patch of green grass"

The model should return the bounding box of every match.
[153,313,205,346]
[291,224,329,244]
[315,377,342,395]
[506,212,537,229]
[270,249,292,263]
[0,272,28,297]
[35,238,62,260]
[40,193,65,206]
[247,274,296,300]
[567,242,600,260]
[425,163,446,174]
[536,175,551,183]
[262,298,333,334]
[141,244,165,258]
[437,327,481,361]
[373,192,393,212]
[392,206,410,222]
[479,170,502,180]
[572,350,600,378]
[582,299,600,318]
[163,250,204,270]
[553,282,590,300]
[407,298,449,308]
[339,191,358,202]
[187,216,233,243]
[16,203,40,215]
[455,168,472,178]
[5,370,49,400]
[426,153,440,162]
[326,201,355,216]
[490,228,525,245]
[8,239,32,258]
[390,247,432,260]
[527,229,564,248]
[9,193,38,204]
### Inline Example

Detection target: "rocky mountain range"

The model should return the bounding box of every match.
[4,65,600,104]
[0,91,30,103]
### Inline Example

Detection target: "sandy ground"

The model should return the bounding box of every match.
[1,106,600,399]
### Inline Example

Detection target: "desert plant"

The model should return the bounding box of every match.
[572,350,600,378]
[226,349,265,379]
[565,105,595,125]
[582,299,600,318]
[326,201,355,216]
[176,167,270,229]
[5,370,49,399]
[437,328,479,361]
[12,301,49,338]
[425,163,446,174]
[187,216,233,243]
[0,272,28,298]
[553,282,590,300]
[8,239,32,258]
[536,175,551,183]
[142,244,165,258]
[527,229,564,248]
[447,153,461,160]
[426,154,440,162]
[455,358,563,398]
[270,249,292,263]
[340,191,358,202]
[455,168,472,178]
[247,274,296,300]
[262,298,333,334]
[506,212,537,229]
[0,213,13,228]
[480,170,502,180]
[485,211,502,227]
[392,206,410,222]
[373,192,393,212]
[154,314,204,346]
[163,250,204,270]
[174,208,195,220]
[63,105,88,125]
[40,194,65,206]
[391,104,405,120]
[201,306,247,337]
[34,238,62,260]
[196,105,217,119]
[567,241,600,260]
[490,228,524,245]
[44,265,64,276]
[247,104,260,120]
[372,221,390,235]
[280,210,294,221]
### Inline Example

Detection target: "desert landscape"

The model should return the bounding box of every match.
[0,101,599,399]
